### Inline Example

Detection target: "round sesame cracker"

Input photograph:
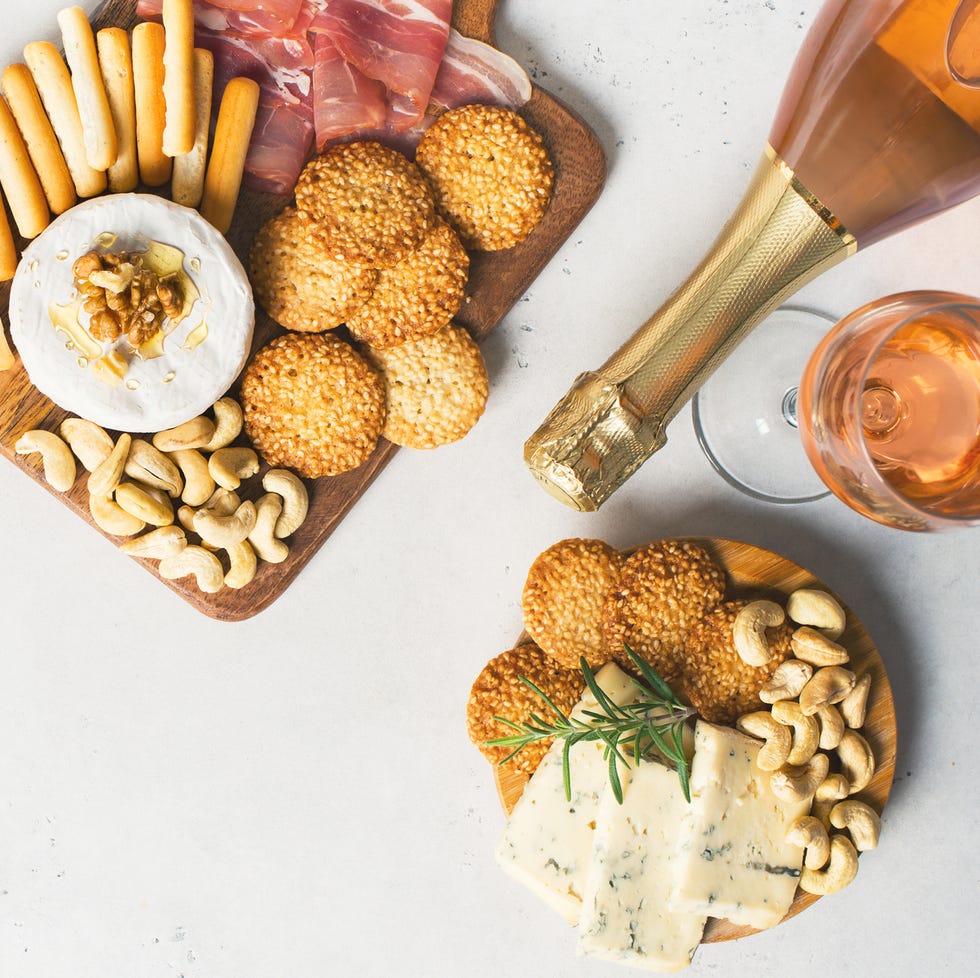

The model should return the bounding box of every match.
[683,600,795,724]
[347,220,470,349]
[601,540,726,688]
[522,538,623,670]
[248,207,378,333]
[294,142,437,268]
[467,642,585,777]
[364,324,488,449]
[415,104,554,251]
[240,332,385,478]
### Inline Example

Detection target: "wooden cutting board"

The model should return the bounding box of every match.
[0,0,606,620]
[492,538,897,944]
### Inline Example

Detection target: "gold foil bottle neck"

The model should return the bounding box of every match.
[524,147,856,511]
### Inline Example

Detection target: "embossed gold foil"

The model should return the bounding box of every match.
[524,147,858,511]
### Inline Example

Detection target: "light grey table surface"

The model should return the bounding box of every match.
[0,2,976,976]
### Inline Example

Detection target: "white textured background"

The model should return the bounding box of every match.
[1,2,977,976]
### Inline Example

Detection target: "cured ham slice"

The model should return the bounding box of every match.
[195,29,316,195]
[136,0,305,38]
[316,0,452,130]
[429,29,532,111]
[313,34,388,149]
[245,93,315,194]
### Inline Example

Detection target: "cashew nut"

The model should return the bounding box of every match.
[769,752,830,803]
[125,439,183,497]
[177,504,197,536]
[159,545,224,593]
[193,500,257,548]
[814,704,845,750]
[759,659,813,704]
[89,491,145,536]
[840,673,872,729]
[248,492,289,564]
[15,429,76,492]
[202,396,243,451]
[735,711,792,771]
[837,729,876,794]
[224,539,257,589]
[830,799,881,851]
[169,448,215,506]
[152,415,215,452]
[262,469,309,538]
[60,418,113,472]
[119,525,187,559]
[771,701,820,765]
[732,600,786,667]
[208,446,259,491]
[798,834,859,895]
[786,815,831,870]
[87,432,131,497]
[114,482,175,527]
[786,588,847,640]
[791,626,850,667]
[813,773,851,827]
[799,666,856,716]
[201,487,241,516]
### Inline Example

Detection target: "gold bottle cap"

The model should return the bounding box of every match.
[524,371,666,512]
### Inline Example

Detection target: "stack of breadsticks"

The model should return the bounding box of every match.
[0,0,259,290]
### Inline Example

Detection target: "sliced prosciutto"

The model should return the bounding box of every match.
[316,0,452,130]
[136,0,305,37]
[245,93,315,194]
[313,34,388,149]
[194,29,316,194]
[429,29,532,111]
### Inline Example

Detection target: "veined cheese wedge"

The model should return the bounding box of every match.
[495,662,641,924]
[8,194,253,432]
[577,759,707,972]
[668,720,809,930]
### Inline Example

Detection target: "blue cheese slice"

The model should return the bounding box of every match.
[668,720,808,930]
[494,662,641,924]
[577,759,706,972]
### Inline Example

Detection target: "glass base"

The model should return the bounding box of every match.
[692,306,838,504]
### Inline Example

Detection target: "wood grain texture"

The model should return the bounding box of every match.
[0,0,606,620]
[493,537,897,944]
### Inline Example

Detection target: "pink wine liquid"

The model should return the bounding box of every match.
[862,317,980,510]
[771,0,980,246]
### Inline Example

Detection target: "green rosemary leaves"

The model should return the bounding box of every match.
[487,646,695,803]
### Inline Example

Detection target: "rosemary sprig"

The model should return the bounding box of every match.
[487,646,696,803]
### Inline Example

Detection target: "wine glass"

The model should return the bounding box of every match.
[798,291,980,530]
[694,293,980,530]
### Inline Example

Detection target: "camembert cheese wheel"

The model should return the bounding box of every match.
[8,194,254,432]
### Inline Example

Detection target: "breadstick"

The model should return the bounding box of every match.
[23,41,106,198]
[96,28,138,192]
[132,22,171,187]
[58,5,117,170]
[0,95,50,239]
[172,49,213,207]
[0,205,16,283]
[1,63,76,214]
[200,77,259,234]
[162,0,195,156]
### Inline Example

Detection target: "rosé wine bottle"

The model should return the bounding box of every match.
[526,0,980,511]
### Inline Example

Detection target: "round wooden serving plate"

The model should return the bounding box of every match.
[493,537,897,944]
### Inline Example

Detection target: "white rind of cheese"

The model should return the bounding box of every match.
[668,720,809,930]
[577,759,706,973]
[9,194,254,432]
[494,662,642,924]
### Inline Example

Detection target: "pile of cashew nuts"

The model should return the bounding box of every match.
[733,589,880,897]
[14,396,309,594]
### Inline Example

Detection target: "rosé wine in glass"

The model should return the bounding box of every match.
[798,291,980,530]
